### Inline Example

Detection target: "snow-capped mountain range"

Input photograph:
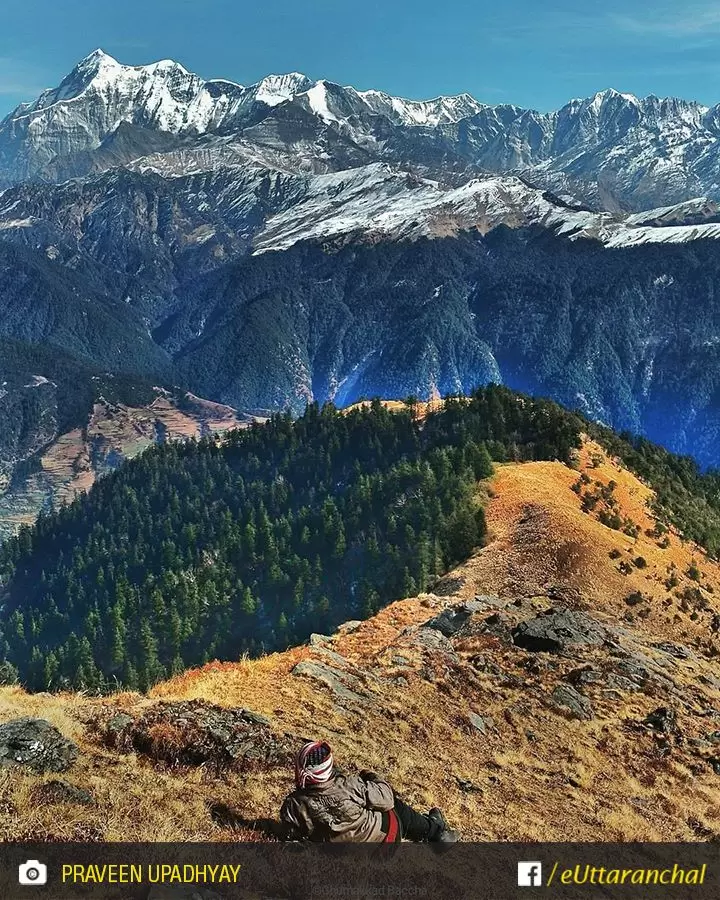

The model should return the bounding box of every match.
[5,52,720,471]
[2,50,720,253]
[3,49,720,218]
[0,50,485,183]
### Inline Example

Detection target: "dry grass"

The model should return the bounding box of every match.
[2,438,720,841]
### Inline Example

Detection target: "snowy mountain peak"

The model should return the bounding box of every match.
[354,87,485,126]
[27,49,123,111]
[594,88,639,104]
[79,48,117,66]
[300,80,343,123]
[253,72,313,107]
[67,48,124,85]
[17,50,200,121]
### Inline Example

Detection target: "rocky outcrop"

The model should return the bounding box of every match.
[512,609,607,654]
[643,707,679,734]
[33,779,95,806]
[550,684,594,721]
[411,627,460,662]
[0,718,78,773]
[94,700,290,771]
[422,599,495,637]
[292,660,370,707]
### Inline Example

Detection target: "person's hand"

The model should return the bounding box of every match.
[359,769,380,781]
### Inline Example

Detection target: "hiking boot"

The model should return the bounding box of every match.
[427,808,460,843]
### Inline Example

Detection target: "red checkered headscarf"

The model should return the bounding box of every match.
[295,740,334,788]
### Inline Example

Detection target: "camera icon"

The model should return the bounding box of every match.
[18,860,47,886]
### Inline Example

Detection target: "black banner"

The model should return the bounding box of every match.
[0,843,717,900]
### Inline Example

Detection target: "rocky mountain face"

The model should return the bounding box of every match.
[4,203,720,465]
[1,51,720,491]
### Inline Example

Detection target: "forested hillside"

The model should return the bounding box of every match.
[0,338,159,439]
[0,387,581,691]
[0,337,162,508]
[5,191,720,467]
[165,231,720,467]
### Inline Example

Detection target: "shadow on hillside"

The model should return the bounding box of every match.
[209,801,284,840]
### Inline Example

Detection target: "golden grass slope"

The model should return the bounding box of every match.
[1,438,720,842]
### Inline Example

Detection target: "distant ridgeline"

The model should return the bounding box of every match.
[0,386,584,692]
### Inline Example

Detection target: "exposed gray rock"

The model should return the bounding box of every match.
[292,661,369,705]
[310,645,351,669]
[653,641,691,660]
[605,673,643,693]
[309,633,333,647]
[550,684,594,720]
[600,689,625,702]
[480,612,514,644]
[565,666,604,686]
[468,712,488,735]
[423,599,497,637]
[547,584,583,605]
[643,707,678,733]
[615,661,651,687]
[411,627,460,662]
[473,595,500,610]
[105,713,134,735]
[497,673,528,688]
[613,652,676,693]
[471,655,503,675]
[239,709,272,727]
[0,718,78,773]
[456,777,483,793]
[565,663,644,696]
[100,700,289,771]
[512,609,606,654]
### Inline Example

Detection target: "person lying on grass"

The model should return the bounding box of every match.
[280,740,459,843]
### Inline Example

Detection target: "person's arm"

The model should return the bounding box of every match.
[354,772,395,811]
[279,795,311,841]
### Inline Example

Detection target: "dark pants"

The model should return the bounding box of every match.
[393,796,431,841]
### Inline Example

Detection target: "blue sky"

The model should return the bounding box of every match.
[1,0,720,116]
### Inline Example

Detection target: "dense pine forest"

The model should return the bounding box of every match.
[0,387,581,692]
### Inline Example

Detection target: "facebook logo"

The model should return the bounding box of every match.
[518,862,543,887]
